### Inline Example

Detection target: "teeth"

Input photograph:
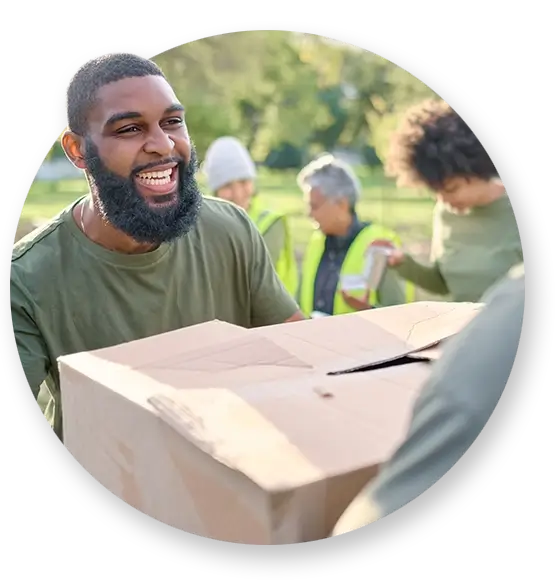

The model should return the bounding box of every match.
[137,167,174,186]
[138,168,173,179]
[141,176,171,185]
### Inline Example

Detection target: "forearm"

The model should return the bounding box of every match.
[394,254,449,295]
[376,269,407,307]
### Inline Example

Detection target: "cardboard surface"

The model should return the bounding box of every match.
[252,301,481,373]
[59,301,481,544]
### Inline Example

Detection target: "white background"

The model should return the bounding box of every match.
[0,0,556,23]
[0,0,556,247]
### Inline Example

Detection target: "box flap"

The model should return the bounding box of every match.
[66,319,250,369]
[356,301,483,347]
[147,361,432,493]
[252,301,481,372]
[132,335,316,390]
[59,302,480,400]
[414,344,444,361]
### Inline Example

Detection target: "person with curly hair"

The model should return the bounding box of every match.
[371,99,523,303]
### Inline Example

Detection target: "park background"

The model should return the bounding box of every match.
[17,31,441,297]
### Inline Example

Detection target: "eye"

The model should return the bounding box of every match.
[164,117,184,127]
[117,125,141,135]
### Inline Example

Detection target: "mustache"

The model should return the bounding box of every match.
[132,156,185,176]
[84,141,199,177]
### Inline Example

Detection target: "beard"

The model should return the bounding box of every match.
[83,140,203,245]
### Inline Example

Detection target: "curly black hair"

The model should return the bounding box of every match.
[385,99,499,190]
[67,53,165,136]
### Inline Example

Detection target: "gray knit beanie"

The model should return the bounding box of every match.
[203,136,257,192]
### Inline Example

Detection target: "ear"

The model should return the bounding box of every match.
[337,196,351,214]
[61,130,87,170]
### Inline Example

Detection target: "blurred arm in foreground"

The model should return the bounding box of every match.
[332,262,525,535]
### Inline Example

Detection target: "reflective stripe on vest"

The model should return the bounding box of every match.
[299,224,415,316]
[248,198,299,297]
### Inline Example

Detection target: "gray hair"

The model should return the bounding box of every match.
[297,154,361,208]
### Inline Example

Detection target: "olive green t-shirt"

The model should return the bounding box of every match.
[261,218,286,267]
[395,194,523,302]
[11,195,299,439]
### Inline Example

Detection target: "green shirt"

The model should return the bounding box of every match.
[332,262,525,534]
[261,218,286,267]
[395,194,522,302]
[11,195,299,440]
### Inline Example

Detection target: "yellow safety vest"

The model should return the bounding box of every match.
[299,224,415,317]
[248,197,299,297]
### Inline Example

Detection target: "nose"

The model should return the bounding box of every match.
[143,126,174,157]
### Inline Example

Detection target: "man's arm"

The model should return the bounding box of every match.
[332,265,525,535]
[11,271,50,398]
[262,218,286,268]
[284,311,305,323]
[246,217,304,327]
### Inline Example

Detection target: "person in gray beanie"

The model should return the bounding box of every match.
[203,137,299,297]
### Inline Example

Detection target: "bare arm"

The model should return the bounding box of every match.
[284,311,305,323]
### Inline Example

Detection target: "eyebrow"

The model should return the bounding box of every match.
[104,103,185,127]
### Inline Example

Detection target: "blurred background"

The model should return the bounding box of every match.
[17,31,438,269]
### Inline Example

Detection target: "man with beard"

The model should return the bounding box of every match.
[11,53,304,440]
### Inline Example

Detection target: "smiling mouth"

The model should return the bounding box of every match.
[135,165,178,196]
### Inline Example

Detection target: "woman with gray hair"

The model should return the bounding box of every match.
[297,154,414,317]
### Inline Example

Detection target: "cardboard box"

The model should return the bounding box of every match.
[59,301,482,544]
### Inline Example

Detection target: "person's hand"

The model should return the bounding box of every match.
[340,290,374,311]
[369,239,405,267]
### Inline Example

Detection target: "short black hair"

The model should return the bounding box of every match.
[385,99,498,191]
[67,53,165,135]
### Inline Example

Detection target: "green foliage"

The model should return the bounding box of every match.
[45,140,66,161]
[151,32,439,165]
[361,145,381,168]
[264,143,307,169]
[41,32,439,168]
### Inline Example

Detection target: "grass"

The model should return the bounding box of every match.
[19,167,436,261]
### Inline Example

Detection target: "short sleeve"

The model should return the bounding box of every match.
[246,218,299,327]
[262,218,286,267]
[11,266,50,398]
